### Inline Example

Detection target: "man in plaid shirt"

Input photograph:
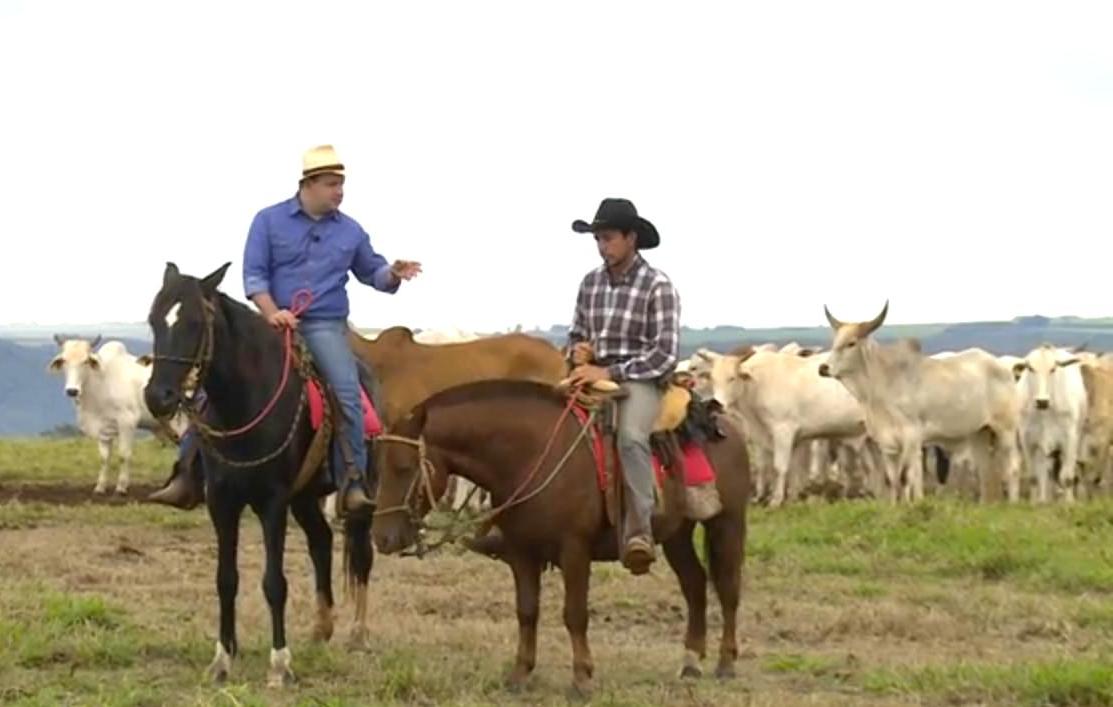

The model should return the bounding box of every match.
[567,197,681,575]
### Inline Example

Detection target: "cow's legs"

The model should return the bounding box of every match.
[1059,433,1082,504]
[769,428,795,508]
[94,434,113,495]
[114,425,136,496]
[1031,447,1053,504]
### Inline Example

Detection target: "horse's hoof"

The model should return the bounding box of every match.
[311,621,334,643]
[505,668,530,692]
[267,647,296,688]
[347,625,369,649]
[715,662,736,680]
[567,679,593,702]
[267,667,296,688]
[206,641,232,684]
[680,664,702,679]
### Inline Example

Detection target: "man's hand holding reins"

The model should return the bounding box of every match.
[569,364,611,387]
[267,310,299,330]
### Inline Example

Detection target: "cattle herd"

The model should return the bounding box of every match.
[44,304,1113,510]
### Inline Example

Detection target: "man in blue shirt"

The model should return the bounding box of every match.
[150,145,420,514]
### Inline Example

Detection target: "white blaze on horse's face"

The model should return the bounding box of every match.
[47,340,101,400]
[164,301,182,330]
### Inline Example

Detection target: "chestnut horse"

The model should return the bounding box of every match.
[373,379,750,696]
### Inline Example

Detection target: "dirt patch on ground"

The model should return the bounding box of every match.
[0,481,165,505]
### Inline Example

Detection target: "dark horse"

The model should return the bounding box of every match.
[143,262,374,687]
[373,379,750,696]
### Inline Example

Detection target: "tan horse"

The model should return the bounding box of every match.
[372,379,751,697]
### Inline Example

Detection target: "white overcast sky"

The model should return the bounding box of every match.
[1,0,1111,332]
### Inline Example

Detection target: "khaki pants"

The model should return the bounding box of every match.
[616,381,663,544]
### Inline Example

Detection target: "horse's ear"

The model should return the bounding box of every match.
[163,262,180,286]
[200,262,232,295]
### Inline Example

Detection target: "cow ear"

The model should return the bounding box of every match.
[1012,361,1027,381]
[200,262,232,295]
[163,262,180,286]
[1059,357,1080,368]
[87,354,101,370]
[137,354,153,367]
[47,356,64,373]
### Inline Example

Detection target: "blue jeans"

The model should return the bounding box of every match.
[299,318,368,488]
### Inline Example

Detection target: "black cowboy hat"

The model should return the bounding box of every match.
[571,197,660,249]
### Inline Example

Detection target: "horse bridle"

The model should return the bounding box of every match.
[148,295,311,468]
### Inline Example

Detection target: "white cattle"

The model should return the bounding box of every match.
[819,303,1022,503]
[1012,345,1088,503]
[701,347,876,507]
[1080,354,1113,493]
[47,336,187,495]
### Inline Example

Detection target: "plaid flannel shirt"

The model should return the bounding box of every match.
[567,255,681,382]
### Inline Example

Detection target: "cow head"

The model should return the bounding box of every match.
[818,301,888,379]
[685,348,721,400]
[1015,345,1080,411]
[47,335,104,400]
[144,261,230,418]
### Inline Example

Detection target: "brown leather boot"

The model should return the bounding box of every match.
[620,505,656,575]
[461,526,507,559]
[342,484,374,514]
[147,466,204,510]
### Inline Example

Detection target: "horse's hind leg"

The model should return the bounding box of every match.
[255,498,295,688]
[291,495,334,643]
[662,520,707,679]
[706,512,745,679]
[559,539,594,698]
[342,510,373,647]
[206,493,243,684]
[506,552,542,691]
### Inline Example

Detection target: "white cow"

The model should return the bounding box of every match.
[47,336,187,495]
[819,303,1022,503]
[700,347,876,507]
[1012,345,1087,503]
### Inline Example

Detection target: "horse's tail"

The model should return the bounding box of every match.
[341,510,373,601]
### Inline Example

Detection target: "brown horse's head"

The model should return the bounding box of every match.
[373,405,446,554]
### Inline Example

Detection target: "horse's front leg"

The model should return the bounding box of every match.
[506,551,542,691]
[291,495,334,643]
[206,493,243,684]
[560,538,594,698]
[256,498,295,688]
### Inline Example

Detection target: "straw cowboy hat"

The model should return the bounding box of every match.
[301,144,345,180]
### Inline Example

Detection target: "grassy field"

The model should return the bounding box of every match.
[1,440,1113,705]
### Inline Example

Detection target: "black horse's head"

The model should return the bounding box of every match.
[144,261,231,418]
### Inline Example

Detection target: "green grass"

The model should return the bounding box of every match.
[0,437,177,484]
[864,659,1113,705]
[746,497,1113,594]
[0,500,206,530]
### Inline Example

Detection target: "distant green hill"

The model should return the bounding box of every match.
[4,315,1112,436]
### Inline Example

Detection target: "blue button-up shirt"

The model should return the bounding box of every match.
[242,195,398,320]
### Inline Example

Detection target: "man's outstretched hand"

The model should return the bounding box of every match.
[390,260,423,281]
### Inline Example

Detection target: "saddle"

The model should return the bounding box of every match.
[564,374,726,532]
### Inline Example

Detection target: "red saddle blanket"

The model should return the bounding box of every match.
[571,405,716,491]
[306,380,383,438]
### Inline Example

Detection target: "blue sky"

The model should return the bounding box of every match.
[1,0,1111,331]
